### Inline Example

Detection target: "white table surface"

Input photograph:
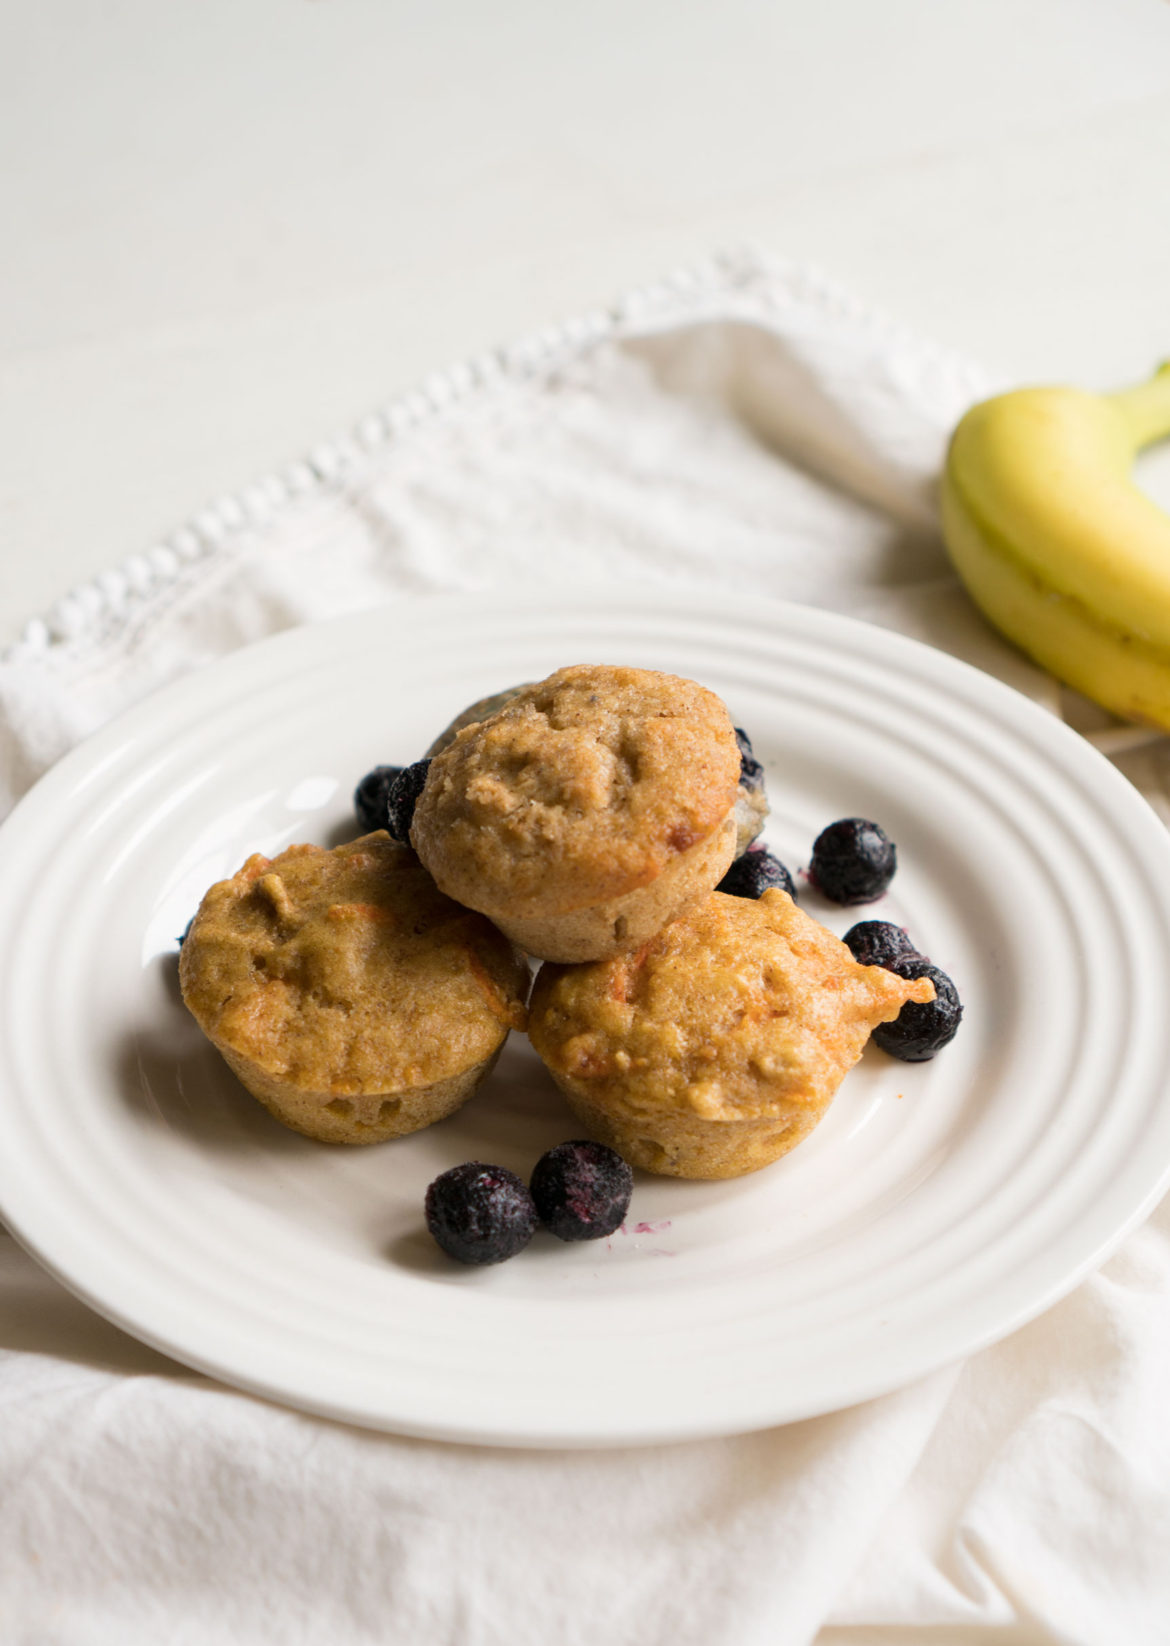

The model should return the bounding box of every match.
[2,0,1170,651]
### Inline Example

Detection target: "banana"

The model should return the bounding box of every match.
[941,363,1170,727]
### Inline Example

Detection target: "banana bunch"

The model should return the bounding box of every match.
[941,363,1170,727]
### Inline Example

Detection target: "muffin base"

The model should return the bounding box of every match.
[548,1085,828,1180]
[491,811,737,964]
[216,1041,504,1145]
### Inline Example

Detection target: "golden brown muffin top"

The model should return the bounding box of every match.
[179,833,527,1096]
[528,889,933,1123]
[410,664,741,919]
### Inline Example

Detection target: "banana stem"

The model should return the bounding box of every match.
[1109,362,1170,450]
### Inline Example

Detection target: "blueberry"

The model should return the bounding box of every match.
[530,1141,633,1242]
[872,956,963,1062]
[809,818,896,904]
[842,919,920,969]
[354,765,403,833]
[734,727,766,796]
[385,759,432,844]
[424,1162,538,1265]
[717,845,796,901]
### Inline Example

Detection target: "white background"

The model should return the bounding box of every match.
[3,0,1170,648]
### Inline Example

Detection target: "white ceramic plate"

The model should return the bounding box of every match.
[3,590,1170,1448]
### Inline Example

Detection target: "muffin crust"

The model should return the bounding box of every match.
[180,833,528,1143]
[428,680,769,858]
[528,888,934,1178]
[410,664,741,960]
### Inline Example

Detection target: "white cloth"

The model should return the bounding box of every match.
[2,249,1169,1645]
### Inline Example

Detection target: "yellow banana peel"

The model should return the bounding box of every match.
[941,362,1170,727]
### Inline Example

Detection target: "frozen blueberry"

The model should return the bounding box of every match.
[530,1141,633,1242]
[424,1162,538,1265]
[734,727,766,796]
[177,916,194,949]
[354,764,404,833]
[809,818,896,904]
[385,759,432,844]
[872,956,963,1062]
[717,845,796,901]
[842,919,920,970]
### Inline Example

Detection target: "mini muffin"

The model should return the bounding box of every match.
[527,889,935,1179]
[179,833,528,1143]
[427,683,769,856]
[410,664,742,963]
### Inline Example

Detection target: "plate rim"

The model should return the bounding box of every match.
[3,586,1170,1447]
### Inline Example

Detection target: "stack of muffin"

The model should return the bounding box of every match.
[180,665,931,1179]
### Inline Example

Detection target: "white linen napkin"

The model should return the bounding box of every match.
[2,249,1168,1645]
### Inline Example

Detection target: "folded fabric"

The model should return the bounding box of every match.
[1,249,1167,1646]
[0,250,1043,809]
